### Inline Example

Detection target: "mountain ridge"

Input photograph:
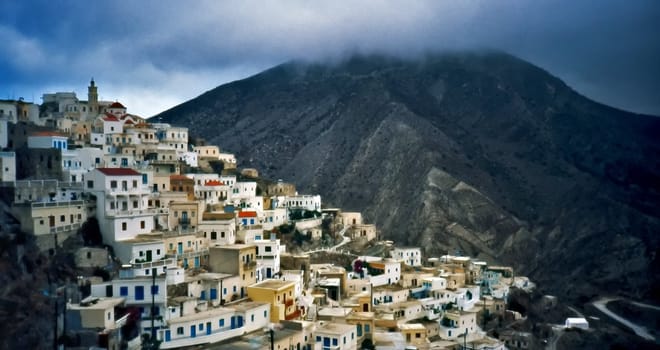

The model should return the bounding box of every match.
[156,51,660,301]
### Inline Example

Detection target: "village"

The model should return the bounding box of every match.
[0,81,550,350]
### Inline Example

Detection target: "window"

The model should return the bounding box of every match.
[60,215,65,222]
[177,327,184,335]
[133,180,138,188]
[211,231,217,240]
[122,222,127,231]
[219,319,225,327]
[135,286,144,300]
[151,285,159,295]
[87,180,93,188]
[198,323,203,331]
[251,314,254,322]
[110,180,117,189]
[120,286,128,296]
[264,310,268,318]
[140,221,145,229]
[265,246,272,252]
[332,339,338,346]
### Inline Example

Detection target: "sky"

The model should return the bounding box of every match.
[1,0,659,117]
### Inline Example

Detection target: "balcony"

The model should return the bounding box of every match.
[243,260,257,269]
[284,298,294,307]
[129,257,176,270]
[165,248,209,260]
[179,218,191,226]
[105,208,158,218]
[31,200,85,208]
[285,309,301,320]
[49,222,81,234]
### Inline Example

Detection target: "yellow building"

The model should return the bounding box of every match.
[247,279,298,323]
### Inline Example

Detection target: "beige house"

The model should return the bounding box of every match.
[208,244,257,297]
[399,323,427,345]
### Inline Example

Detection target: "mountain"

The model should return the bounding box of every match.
[155,52,660,302]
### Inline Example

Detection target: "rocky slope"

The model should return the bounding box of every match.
[156,52,660,302]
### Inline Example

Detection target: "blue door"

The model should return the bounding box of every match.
[266,268,272,278]
[210,288,217,300]
[194,256,200,267]
[206,322,212,335]
[200,291,206,300]
[237,316,243,327]
[190,325,196,338]
[323,337,330,347]
[165,330,171,342]
[230,316,236,329]
[135,286,144,301]
[184,258,188,268]
[177,242,183,254]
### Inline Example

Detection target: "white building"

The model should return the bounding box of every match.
[390,247,423,267]
[86,168,155,242]
[198,213,236,246]
[27,131,69,150]
[283,194,321,211]
[313,322,358,350]
[158,301,269,349]
[254,233,282,280]
[0,151,16,182]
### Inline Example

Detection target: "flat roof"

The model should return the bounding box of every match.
[398,323,426,330]
[68,297,124,311]
[315,322,355,335]
[317,307,353,317]
[250,279,295,290]
[167,306,235,324]
[210,243,255,250]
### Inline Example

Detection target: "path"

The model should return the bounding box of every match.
[304,225,351,254]
[592,298,655,341]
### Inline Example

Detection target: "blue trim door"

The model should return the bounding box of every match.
[206,322,212,335]
[190,325,196,338]
[165,330,171,342]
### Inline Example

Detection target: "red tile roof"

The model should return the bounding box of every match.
[170,175,191,181]
[238,211,257,218]
[30,131,67,137]
[204,180,224,186]
[96,168,142,176]
[103,113,119,121]
[109,101,126,109]
[124,119,134,125]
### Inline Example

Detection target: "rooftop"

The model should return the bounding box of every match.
[96,167,141,176]
[68,297,124,311]
[30,131,67,137]
[315,321,356,335]
[250,279,295,291]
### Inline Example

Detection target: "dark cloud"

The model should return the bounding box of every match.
[1,0,658,116]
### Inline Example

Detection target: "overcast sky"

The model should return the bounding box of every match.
[1,0,658,117]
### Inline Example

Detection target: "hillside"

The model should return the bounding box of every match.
[156,52,660,302]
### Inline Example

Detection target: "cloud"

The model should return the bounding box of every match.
[0,0,658,115]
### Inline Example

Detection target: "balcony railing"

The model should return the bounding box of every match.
[243,260,257,269]
[285,309,301,320]
[105,208,158,217]
[31,200,85,208]
[49,222,81,234]
[129,257,176,270]
[165,249,209,260]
